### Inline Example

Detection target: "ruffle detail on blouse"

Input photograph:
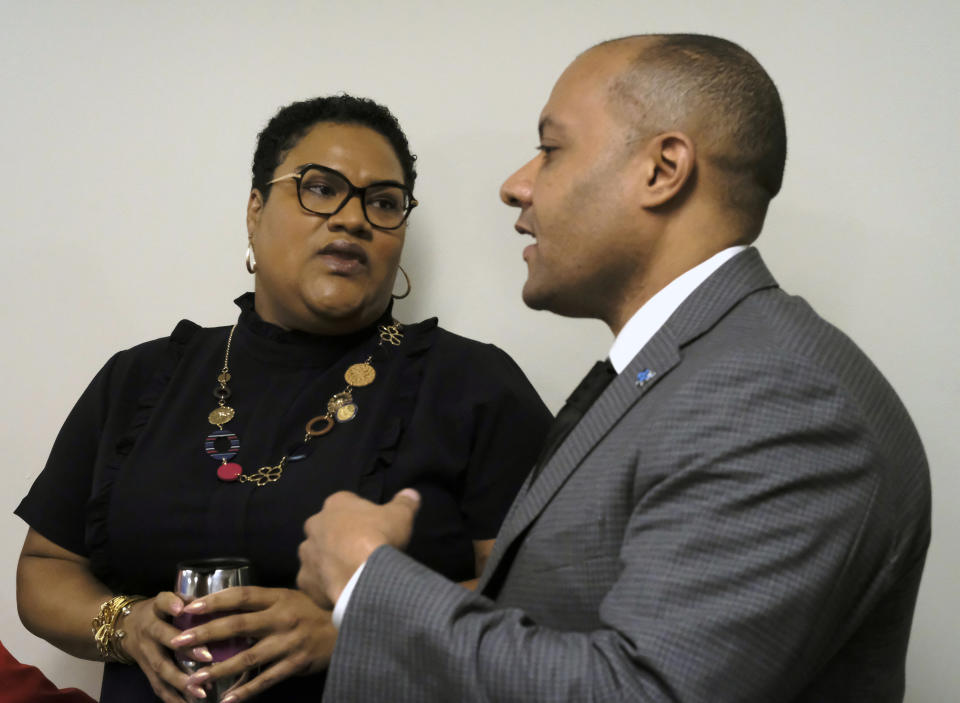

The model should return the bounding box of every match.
[356,318,438,503]
[85,319,201,591]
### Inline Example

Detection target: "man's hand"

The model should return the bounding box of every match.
[297,489,421,608]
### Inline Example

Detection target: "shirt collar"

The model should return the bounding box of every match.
[608,246,748,373]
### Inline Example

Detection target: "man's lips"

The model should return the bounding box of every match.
[515,220,537,262]
[514,220,535,238]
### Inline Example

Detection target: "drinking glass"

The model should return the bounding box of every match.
[173,558,254,703]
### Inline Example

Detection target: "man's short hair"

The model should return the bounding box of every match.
[605,34,787,231]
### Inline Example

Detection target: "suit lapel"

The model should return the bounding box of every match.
[478,332,679,590]
[479,248,780,594]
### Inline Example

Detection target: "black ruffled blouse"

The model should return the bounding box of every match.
[16,293,551,701]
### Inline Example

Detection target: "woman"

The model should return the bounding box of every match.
[16,95,551,702]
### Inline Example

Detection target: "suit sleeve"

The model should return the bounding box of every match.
[323,352,919,702]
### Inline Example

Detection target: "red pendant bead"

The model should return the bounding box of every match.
[217,462,243,482]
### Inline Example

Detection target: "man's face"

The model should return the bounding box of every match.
[500,48,649,326]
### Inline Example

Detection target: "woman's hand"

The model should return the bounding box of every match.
[120,592,198,703]
[17,531,204,701]
[169,586,337,702]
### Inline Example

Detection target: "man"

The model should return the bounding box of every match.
[297,34,930,702]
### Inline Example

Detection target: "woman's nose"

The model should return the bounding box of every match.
[326,195,372,237]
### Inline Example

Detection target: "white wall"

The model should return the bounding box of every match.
[1,1,956,699]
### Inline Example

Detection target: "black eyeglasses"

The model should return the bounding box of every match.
[268,164,417,230]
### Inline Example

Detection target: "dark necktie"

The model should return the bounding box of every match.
[528,359,617,483]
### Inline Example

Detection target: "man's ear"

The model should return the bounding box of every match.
[247,189,264,239]
[638,131,695,209]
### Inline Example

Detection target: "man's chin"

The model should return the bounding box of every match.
[521,282,551,311]
[522,285,570,316]
[522,282,600,320]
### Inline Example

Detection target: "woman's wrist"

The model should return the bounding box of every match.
[91,594,147,664]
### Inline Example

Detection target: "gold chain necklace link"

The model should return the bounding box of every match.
[238,458,286,486]
[380,324,403,346]
[208,324,238,429]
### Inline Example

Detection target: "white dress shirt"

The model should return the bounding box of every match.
[609,246,746,372]
[331,245,748,627]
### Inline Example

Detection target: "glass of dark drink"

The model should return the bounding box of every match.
[173,557,254,703]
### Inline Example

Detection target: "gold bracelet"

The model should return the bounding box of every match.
[91,595,146,665]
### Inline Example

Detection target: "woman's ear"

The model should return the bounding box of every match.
[638,131,695,209]
[247,189,264,237]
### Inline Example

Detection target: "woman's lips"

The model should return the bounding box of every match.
[317,241,367,274]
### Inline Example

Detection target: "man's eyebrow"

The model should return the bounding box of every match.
[538,116,564,139]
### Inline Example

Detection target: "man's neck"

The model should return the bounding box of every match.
[607,245,748,372]
[605,241,729,335]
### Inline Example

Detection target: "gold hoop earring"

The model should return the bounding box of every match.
[392,265,411,299]
[245,245,257,274]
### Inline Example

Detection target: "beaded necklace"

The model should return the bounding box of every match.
[203,321,404,486]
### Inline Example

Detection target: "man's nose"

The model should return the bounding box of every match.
[500,158,537,208]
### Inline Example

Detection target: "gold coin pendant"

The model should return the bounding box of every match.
[344,363,376,387]
[208,406,235,426]
[327,391,353,414]
[336,403,358,423]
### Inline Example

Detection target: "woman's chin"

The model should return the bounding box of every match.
[299,294,386,333]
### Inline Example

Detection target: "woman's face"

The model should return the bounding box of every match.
[247,122,408,334]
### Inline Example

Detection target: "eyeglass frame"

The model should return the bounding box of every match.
[266,163,418,230]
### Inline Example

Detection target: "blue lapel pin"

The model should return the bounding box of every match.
[635,368,656,387]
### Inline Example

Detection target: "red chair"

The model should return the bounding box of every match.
[0,641,97,703]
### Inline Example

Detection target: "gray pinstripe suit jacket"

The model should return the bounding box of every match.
[322,249,930,702]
